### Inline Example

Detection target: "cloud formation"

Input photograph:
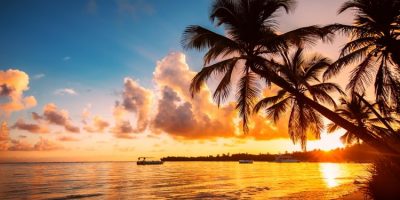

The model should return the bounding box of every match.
[150,52,288,140]
[111,78,152,139]
[54,88,78,96]
[0,69,37,115]
[58,136,80,142]
[33,103,80,133]
[0,122,10,151]
[12,119,49,134]
[8,137,63,151]
[83,116,110,133]
[32,73,45,80]
[34,137,63,151]
[151,53,237,140]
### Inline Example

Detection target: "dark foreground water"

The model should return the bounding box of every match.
[0,162,369,199]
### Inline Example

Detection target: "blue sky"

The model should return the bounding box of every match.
[0,0,213,109]
[0,0,351,106]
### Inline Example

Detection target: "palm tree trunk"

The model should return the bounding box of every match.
[357,94,398,136]
[388,41,400,69]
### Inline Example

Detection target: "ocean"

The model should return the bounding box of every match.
[0,162,369,199]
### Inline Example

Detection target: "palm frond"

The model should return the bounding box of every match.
[341,37,376,56]
[236,71,261,133]
[327,122,341,133]
[347,53,375,93]
[324,45,372,80]
[303,55,332,82]
[264,96,291,124]
[253,89,287,113]
[213,65,235,107]
[182,25,238,52]
[190,57,239,96]
[324,24,370,38]
[272,25,333,47]
[306,108,323,140]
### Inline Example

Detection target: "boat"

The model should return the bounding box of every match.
[239,160,254,164]
[274,155,299,163]
[136,157,164,165]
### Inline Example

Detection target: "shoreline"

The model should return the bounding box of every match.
[339,191,366,200]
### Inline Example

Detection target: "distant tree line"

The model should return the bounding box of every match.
[162,144,378,163]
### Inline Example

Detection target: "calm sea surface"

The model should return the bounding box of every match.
[0,162,369,199]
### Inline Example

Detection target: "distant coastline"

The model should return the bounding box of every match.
[162,144,377,163]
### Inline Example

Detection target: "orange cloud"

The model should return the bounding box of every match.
[12,119,49,134]
[8,137,63,151]
[8,139,33,151]
[150,53,237,140]
[150,52,289,141]
[152,86,237,139]
[83,116,110,133]
[0,69,37,115]
[0,122,10,151]
[111,78,152,139]
[33,137,63,151]
[244,113,289,140]
[58,136,80,142]
[34,103,80,133]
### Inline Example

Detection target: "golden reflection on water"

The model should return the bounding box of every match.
[319,163,342,188]
[0,162,370,200]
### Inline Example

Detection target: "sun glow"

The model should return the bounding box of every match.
[308,131,345,151]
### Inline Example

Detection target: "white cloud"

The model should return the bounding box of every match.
[33,73,45,80]
[54,88,78,96]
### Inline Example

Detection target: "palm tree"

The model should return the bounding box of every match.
[254,48,344,150]
[183,0,330,133]
[183,0,400,157]
[324,0,400,113]
[327,94,400,144]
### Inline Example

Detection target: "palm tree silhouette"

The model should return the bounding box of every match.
[327,93,400,144]
[254,48,344,150]
[324,0,400,112]
[183,0,330,133]
[328,94,400,144]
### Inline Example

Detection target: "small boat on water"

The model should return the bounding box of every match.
[137,157,163,165]
[239,160,254,164]
[275,155,299,163]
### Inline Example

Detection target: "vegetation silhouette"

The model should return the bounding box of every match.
[183,0,399,160]
[324,0,400,113]
[254,47,344,150]
[162,144,378,163]
[182,0,399,158]
[327,94,400,145]
[182,0,330,133]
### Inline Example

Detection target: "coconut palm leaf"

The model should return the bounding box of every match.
[325,0,400,112]
[190,57,239,96]
[236,71,261,133]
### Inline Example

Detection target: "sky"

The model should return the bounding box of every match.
[0,0,356,162]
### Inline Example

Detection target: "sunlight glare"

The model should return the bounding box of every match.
[308,131,345,151]
[319,163,341,188]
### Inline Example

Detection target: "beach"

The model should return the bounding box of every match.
[340,190,366,200]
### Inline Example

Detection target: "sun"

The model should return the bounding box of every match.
[307,131,345,151]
